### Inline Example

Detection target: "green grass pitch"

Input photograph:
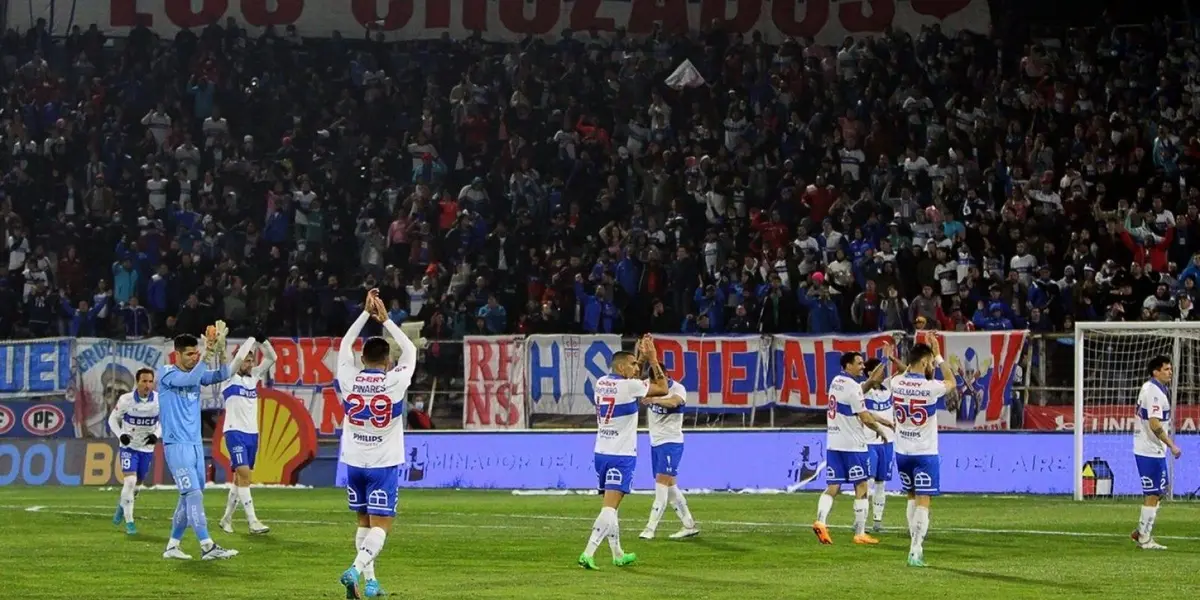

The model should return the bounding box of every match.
[1,488,1198,599]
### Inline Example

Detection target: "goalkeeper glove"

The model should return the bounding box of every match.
[145,434,158,445]
[119,434,131,446]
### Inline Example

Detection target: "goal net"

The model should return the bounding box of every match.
[1074,322,1200,501]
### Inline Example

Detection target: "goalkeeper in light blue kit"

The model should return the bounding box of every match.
[159,325,255,560]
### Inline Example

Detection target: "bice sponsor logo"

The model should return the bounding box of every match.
[0,405,14,435]
[23,404,66,436]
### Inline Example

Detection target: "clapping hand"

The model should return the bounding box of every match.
[366,288,387,323]
[214,320,229,361]
[638,335,657,359]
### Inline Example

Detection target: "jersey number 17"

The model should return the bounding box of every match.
[597,396,616,425]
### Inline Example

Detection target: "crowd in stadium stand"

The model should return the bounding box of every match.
[2,14,1200,344]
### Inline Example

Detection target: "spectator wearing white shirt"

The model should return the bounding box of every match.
[723,108,748,152]
[202,107,229,148]
[146,167,169,211]
[838,138,866,181]
[901,147,930,182]
[1010,242,1038,286]
[552,124,579,161]
[407,132,438,172]
[7,229,30,271]
[459,177,489,209]
[141,104,172,147]
[175,137,201,181]
[648,92,672,138]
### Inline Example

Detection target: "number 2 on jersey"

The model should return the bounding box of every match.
[346,393,394,427]
[893,400,929,426]
[597,396,616,424]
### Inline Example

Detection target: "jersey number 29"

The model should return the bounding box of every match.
[345,393,394,427]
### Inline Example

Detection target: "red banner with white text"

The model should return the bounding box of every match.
[1024,405,1200,433]
[17,0,990,46]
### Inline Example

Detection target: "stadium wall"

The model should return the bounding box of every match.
[4,430,1197,496]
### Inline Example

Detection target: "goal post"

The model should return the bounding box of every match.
[1073,321,1199,501]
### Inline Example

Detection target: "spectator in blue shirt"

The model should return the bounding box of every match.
[476,295,507,334]
[112,260,139,305]
[63,294,109,337]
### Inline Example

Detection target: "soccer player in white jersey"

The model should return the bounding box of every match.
[812,351,887,546]
[107,368,160,535]
[891,337,958,568]
[218,338,277,535]
[638,374,698,540]
[579,336,668,570]
[338,290,417,599]
[1131,355,1182,550]
[866,344,903,532]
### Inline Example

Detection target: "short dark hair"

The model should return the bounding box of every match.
[612,350,637,365]
[839,352,863,369]
[362,337,391,365]
[1148,355,1172,376]
[174,334,199,352]
[908,343,934,366]
[863,358,883,373]
[135,368,155,381]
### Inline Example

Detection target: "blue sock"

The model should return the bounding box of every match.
[183,490,210,543]
[170,496,188,541]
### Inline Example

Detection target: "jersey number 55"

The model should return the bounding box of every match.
[893,400,930,426]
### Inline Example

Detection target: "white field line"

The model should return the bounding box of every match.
[2,503,1198,541]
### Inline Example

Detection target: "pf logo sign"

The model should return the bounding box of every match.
[23,404,67,436]
[0,405,14,435]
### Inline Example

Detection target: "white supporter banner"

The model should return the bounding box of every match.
[651,335,774,412]
[73,337,171,438]
[914,330,1026,431]
[665,59,705,90]
[463,336,528,430]
[15,0,990,46]
[771,333,894,410]
[526,334,621,416]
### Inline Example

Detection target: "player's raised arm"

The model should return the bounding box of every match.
[205,337,256,386]
[375,293,417,373]
[884,342,905,371]
[859,359,886,393]
[159,345,212,389]
[640,336,669,397]
[339,303,373,372]
[928,337,960,411]
[250,339,278,380]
